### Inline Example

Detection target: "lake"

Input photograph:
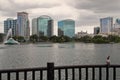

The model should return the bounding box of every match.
[0,43,119,69]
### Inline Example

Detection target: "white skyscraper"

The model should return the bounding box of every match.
[114,19,120,28]
[100,17,113,34]
[17,12,30,40]
[113,19,120,34]
[32,18,38,35]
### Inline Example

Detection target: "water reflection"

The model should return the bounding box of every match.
[58,43,75,48]
[37,44,53,47]
[0,43,119,69]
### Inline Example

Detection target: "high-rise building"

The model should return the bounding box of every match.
[58,19,75,38]
[75,31,88,38]
[116,19,120,24]
[37,15,53,37]
[32,18,38,35]
[94,27,100,34]
[100,17,113,34]
[114,19,120,28]
[113,19,120,34]
[4,18,17,36]
[48,20,53,37]
[17,12,30,40]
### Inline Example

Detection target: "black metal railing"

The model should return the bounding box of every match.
[0,63,120,80]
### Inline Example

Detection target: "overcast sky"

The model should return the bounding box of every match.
[1,0,120,34]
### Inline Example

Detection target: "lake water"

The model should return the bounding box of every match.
[0,43,119,69]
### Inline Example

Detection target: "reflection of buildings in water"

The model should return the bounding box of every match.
[37,44,53,47]
[58,43,75,48]
[52,43,58,48]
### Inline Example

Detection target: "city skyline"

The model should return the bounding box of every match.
[1,0,120,34]
[2,13,120,35]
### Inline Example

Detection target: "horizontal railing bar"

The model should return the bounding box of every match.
[0,63,119,80]
[0,67,47,73]
[0,64,120,73]
[54,65,120,69]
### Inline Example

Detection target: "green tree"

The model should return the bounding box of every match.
[17,36,25,42]
[62,36,71,42]
[57,36,65,43]
[92,35,109,43]
[0,33,5,42]
[108,35,120,43]
[30,34,38,42]
[39,36,48,42]
[93,35,103,39]
[12,36,18,40]
[12,36,25,42]
[56,35,71,43]
[49,35,58,42]
[80,36,92,43]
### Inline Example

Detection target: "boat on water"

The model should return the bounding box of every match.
[4,38,20,45]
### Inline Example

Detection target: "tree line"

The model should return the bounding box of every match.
[1,34,120,44]
[29,34,120,43]
[75,35,120,43]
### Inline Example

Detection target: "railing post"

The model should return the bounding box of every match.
[106,66,109,80]
[47,62,54,80]
[113,67,116,80]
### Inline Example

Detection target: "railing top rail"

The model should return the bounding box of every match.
[0,64,120,73]
[0,67,47,73]
[54,64,120,69]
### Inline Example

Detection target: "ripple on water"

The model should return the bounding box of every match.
[37,44,53,47]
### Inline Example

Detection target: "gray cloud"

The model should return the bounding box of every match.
[67,0,120,13]
[0,0,60,12]
[1,0,120,33]
[78,16,99,26]
[64,0,120,26]
[0,11,16,17]
[0,0,60,17]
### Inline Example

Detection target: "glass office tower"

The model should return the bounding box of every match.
[58,19,75,38]
[100,17,113,34]
[94,27,100,34]
[4,18,17,36]
[37,15,53,37]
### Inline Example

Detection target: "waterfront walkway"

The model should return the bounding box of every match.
[0,62,120,80]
